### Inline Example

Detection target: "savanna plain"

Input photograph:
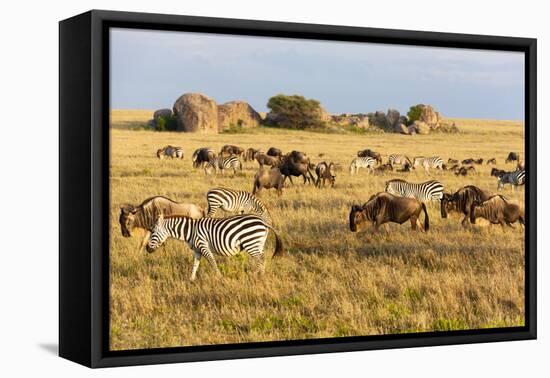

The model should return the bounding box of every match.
[110,110,525,350]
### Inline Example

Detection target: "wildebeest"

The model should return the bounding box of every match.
[486,158,497,165]
[505,152,520,163]
[440,185,493,227]
[279,150,315,185]
[349,192,429,233]
[220,144,244,157]
[461,158,482,165]
[315,161,336,188]
[397,163,412,173]
[119,196,205,252]
[252,167,284,196]
[357,149,382,164]
[157,145,183,159]
[455,166,476,176]
[497,170,525,191]
[491,168,507,178]
[255,152,280,169]
[470,195,524,227]
[244,148,260,162]
[374,163,394,175]
[192,147,216,168]
[267,147,283,158]
[447,163,460,171]
[447,158,459,164]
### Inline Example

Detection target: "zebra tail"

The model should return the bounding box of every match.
[421,202,430,231]
[265,224,284,257]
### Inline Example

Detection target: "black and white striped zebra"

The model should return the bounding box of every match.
[385,179,444,201]
[349,156,376,174]
[412,156,444,173]
[157,145,184,159]
[388,154,412,166]
[206,187,272,225]
[204,155,242,176]
[497,170,525,191]
[146,213,283,280]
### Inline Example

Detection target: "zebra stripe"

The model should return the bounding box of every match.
[147,214,281,280]
[412,156,444,172]
[388,154,411,166]
[349,156,376,174]
[497,170,525,190]
[206,187,272,225]
[157,145,183,159]
[204,155,242,175]
[385,179,444,201]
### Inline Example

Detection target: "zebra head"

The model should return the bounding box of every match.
[146,213,169,253]
[384,181,394,195]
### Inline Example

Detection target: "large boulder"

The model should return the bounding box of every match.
[173,93,219,133]
[415,104,441,127]
[218,101,262,131]
[385,109,401,130]
[413,120,431,135]
[368,110,389,129]
[330,113,370,129]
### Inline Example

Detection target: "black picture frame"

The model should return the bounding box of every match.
[59,9,537,368]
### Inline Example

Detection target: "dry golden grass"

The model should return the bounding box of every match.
[109,111,525,351]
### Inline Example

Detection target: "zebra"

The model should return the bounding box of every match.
[206,187,272,225]
[349,156,376,174]
[157,145,183,159]
[385,179,444,201]
[146,213,283,280]
[388,154,412,166]
[497,170,525,191]
[204,155,242,176]
[412,156,444,173]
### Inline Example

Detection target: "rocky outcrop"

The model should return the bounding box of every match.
[153,108,172,121]
[330,113,370,129]
[173,93,219,133]
[218,101,262,131]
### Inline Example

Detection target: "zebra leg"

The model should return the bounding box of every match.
[252,254,266,274]
[190,251,202,281]
[200,247,221,276]
[139,230,151,253]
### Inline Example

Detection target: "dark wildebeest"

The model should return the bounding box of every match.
[447,163,460,172]
[244,148,260,162]
[349,192,429,233]
[486,158,497,165]
[255,152,280,169]
[279,150,315,185]
[119,196,205,252]
[490,168,507,178]
[474,158,483,164]
[461,158,477,165]
[315,161,336,188]
[447,158,459,164]
[192,147,216,168]
[455,166,476,176]
[220,144,244,157]
[374,163,394,175]
[470,195,524,227]
[440,185,492,227]
[252,167,284,196]
[357,149,382,164]
[505,152,520,163]
[267,147,283,158]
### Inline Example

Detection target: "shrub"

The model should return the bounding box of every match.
[266,94,326,130]
[154,115,178,132]
[407,105,423,125]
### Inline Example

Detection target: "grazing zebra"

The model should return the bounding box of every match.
[146,213,283,280]
[412,156,444,173]
[206,187,272,225]
[388,154,412,166]
[497,170,525,191]
[204,155,242,176]
[349,156,376,174]
[157,145,184,159]
[385,179,444,201]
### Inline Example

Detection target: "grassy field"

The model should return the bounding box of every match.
[109,110,525,351]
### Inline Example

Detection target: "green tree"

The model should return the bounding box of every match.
[266,94,326,129]
[407,105,423,125]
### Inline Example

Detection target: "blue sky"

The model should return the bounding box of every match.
[110,28,525,120]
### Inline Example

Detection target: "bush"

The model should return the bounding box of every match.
[154,115,178,132]
[407,105,423,125]
[266,94,326,129]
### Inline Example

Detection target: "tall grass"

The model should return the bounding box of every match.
[109,111,525,350]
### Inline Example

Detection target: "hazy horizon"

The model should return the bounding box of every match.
[110,28,525,121]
